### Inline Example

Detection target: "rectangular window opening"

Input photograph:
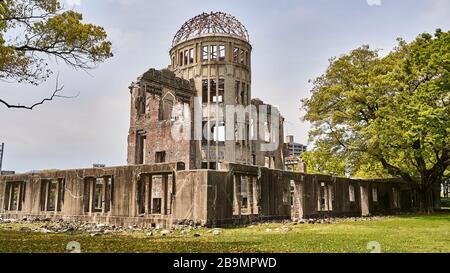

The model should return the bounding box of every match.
[184,50,189,66]
[189,48,194,64]
[349,184,355,202]
[202,79,208,103]
[152,198,162,214]
[4,181,25,211]
[210,45,217,61]
[209,79,217,103]
[179,52,184,66]
[219,45,225,61]
[212,79,224,103]
[233,47,239,63]
[202,46,208,61]
[372,187,378,202]
[83,177,113,213]
[213,122,225,142]
[155,151,166,163]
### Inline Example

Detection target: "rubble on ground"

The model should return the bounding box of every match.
[0,215,388,235]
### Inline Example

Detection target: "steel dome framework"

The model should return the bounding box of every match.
[172,12,250,47]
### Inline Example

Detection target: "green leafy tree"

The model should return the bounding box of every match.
[302,30,450,212]
[0,0,113,109]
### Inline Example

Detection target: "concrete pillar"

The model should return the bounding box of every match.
[248,176,254,214]
[148,175,153,214]
[101,178,106,213]
[162,174,168,215]
[360,186,369,216]
[233,174,241,216]
[328,184,333,211]
[293,181,304,220]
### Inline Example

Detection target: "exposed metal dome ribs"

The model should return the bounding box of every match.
[172,12,250,47]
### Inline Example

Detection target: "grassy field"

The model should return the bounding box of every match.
[0,213,449,253]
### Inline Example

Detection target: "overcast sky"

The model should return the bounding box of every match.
[1,0,449,172]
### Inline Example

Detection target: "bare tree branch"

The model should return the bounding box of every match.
[0,75,79,110]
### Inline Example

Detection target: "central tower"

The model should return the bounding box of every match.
[169,12,253,169]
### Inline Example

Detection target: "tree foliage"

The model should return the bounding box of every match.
[0,0,113,108]
[302,30,450,211]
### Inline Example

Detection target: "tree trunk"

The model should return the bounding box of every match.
[417,180,440,214]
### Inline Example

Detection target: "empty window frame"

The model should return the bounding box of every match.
[239,49,245,64]
[210,45,217,61]
[318,182,333,211]
[264,157,271,168]
[151,174,173,214]
[392,188,400,208]
[179,52,183,66]
[240,176,249,209]
[219,45,225,61]
[246,83,250,105]
[136,133,146,164]
[160,97,174,121]
[209,79,217,103]
[184,50,189,66]
[189,48,194,64]
[212,79,224,103]
[40,179,65,212]
[264,121,271,143]
[202,46,208,61]
[137,177,146,214]
[83,177,113,213]
[93,178,104,211]
[212,122,225,142]
[152,198,162,214]
[319,182,327,211]
[3,181,26,211]
[235,80,240,104]
[137,174,172,215]
[372,187,378,202]
[155,151,166,163]
[137,94,146,115]
[233,175,257,215]
[349,184,355,202]
[233,47,239,63]
[202,79,208,103]
[202,121,209,145]
[241,82,246,105]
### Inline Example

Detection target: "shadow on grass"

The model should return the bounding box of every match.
[0,230,262,253]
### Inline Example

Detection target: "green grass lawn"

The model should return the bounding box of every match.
[0,213,449,253]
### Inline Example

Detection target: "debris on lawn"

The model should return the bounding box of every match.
[0,215,388,236]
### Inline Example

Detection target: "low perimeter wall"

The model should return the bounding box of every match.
[0,162,414,228]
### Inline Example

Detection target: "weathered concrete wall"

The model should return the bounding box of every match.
[172,170,209,226]
[1,162,413,228]
[206,170,234,226]
[0,163,184,228]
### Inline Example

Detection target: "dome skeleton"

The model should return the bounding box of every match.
[172,12,250,47]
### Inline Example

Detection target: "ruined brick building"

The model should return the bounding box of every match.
[0,12,417,228]
[127,12,284,170]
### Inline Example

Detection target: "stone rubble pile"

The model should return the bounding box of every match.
[295,216,386,225]
[0,215,387,235]
[0,217,167,235]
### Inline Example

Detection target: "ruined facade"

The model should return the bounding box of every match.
[127,12,285,171]
[0,12,417,228]
[0,163,413,228]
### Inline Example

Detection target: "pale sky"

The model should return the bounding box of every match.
[1,0,449,172]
